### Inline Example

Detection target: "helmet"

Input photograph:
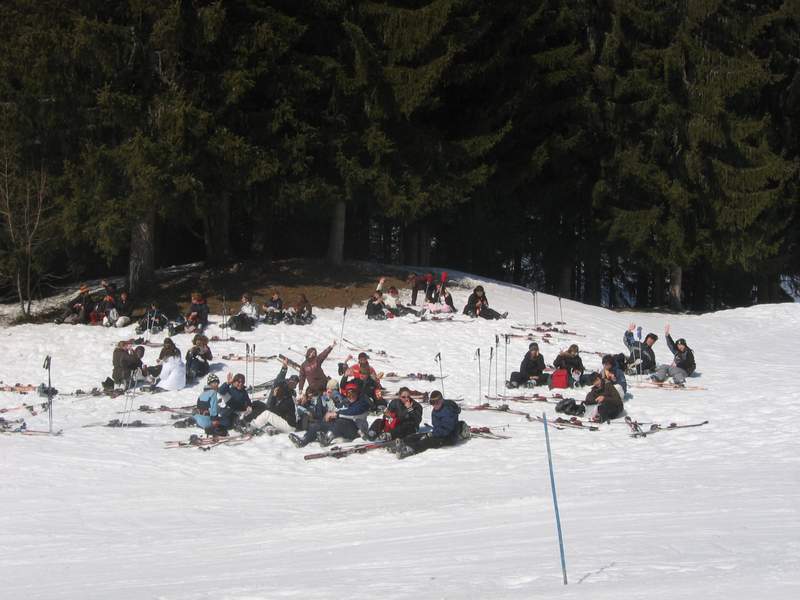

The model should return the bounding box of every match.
[207,374,220,385]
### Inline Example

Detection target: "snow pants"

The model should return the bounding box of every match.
[652,365,688,385]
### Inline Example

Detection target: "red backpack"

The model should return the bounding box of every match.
[549,369,569,389]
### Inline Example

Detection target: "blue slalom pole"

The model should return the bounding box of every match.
[542,413,568,585]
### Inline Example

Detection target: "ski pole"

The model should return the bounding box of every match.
[559,296,564,323]
[532,290,538,326]
[339,307,348,348]
[504,334,509,388]
[636,326,643,383]
[475,348,482,401]
[488,347,494,397]
[494,334,500,394]
[43,355,53,434]
[434,352,445,397]
[251,344,256,390]
[245,343,250,384]
[542,412,568,585]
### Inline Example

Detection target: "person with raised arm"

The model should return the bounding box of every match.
[652,324,696,386]
[623,323,658,374]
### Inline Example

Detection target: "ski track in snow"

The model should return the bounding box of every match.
[1,275,799,599]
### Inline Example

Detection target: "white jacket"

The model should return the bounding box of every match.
[158,356,186,391]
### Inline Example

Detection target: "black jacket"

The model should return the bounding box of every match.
[365,298,386,317]
[463,292,488,316]
[385,398,423,438]
[116,297,134,318]
[623,331,656,372]
[553,353,585,374]
[265,365,297,427]
[519,353,546,380]
[666,334,695,375]
[584,381,623,414]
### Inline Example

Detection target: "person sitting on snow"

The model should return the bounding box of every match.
[393,390,467,459]
[601,353,627,395]
[420,282,456,316]
[376,278,420,317]
[147,337,186,392]
[216,372,252,431]
[57,284,93,325]
[651,324,695,386]
[105,289,133,328]
[462,285,506,320]
[623,323,658,374]
[185,334,213,382]
[135,301,169,335]
[584,371,624,422]
[289,380,370,447]
[508,342,548,388]
[246,358,300,433]
[553,344,589,386]
[365,386,422,441]
[284,293,313,325]
[227,293,259,331]
[111,340,144,387]
[365,290,389,320]
[192,374,224,434]
[262,291,284,324]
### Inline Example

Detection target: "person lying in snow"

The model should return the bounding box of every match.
[508,342,548,388]
[393,390,468,459]
[462,285,506,320]
[623,323,658,374]
[651,324,696,386]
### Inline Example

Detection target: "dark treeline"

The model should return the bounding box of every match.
[0,0,798,313]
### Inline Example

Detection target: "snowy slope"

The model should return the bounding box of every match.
[1,273,798,600]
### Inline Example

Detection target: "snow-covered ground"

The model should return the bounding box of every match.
[1,273,798,599]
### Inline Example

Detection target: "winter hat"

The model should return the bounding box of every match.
[645,333,659,343]
[358,352,369,360]
[207,374,220,385]
[529,342,539,351]
[676,338,687,347]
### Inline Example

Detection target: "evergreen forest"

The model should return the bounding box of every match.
[1,0,798,312]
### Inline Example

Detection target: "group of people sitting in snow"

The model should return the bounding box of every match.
[506,322,696,421]
[56,280,134,327]
[181,345,469,459]
[366,276,507,321]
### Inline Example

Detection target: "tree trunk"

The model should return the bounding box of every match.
[129,207,156,295]
[653,267,665,307]
[558,263,572,299]
[636,269,650,308]
[203,196,231,265]
[668,265,683,311]
[585,250,601,306]
[418,221,431,266]
[327,200,346,265]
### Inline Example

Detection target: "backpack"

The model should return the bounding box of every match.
[555,398,585,416]
[550,368,569,389]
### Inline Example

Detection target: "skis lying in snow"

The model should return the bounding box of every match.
[210,336,247,343]
[626,417,709,438]
[629,382,707,391]
[221,353,278,363]
[115,338,163,348]
[409,315,475,324]
[462,403,535,420]
[83,419,171,428]
[504,333,554,343]
[469,426,511,439]
[342,338,399,359]
[303,439,395,460]
[0,420,63,436]
[164,433,254,450]
[115,404,196,416]
[485,393,569,404]
[511,325,584,336]
[0,383,39,394]
[382,372,447,382]
[531,415,599,431]
[0,401,49,415]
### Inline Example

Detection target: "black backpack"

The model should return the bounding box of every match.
[555,398,585,416]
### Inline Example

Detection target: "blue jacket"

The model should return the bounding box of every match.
[432,399,461,439]
[219,382,251,412]
[337,395,370,417]
[606,364,627,394]
[193,387,220,429]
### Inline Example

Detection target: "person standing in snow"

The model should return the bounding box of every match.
[407,272,434,306]
[652,324,696,385]
[623,324,658,374]
[508,342,548,387]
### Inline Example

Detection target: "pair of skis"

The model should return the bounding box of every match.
[625,416,709,438]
